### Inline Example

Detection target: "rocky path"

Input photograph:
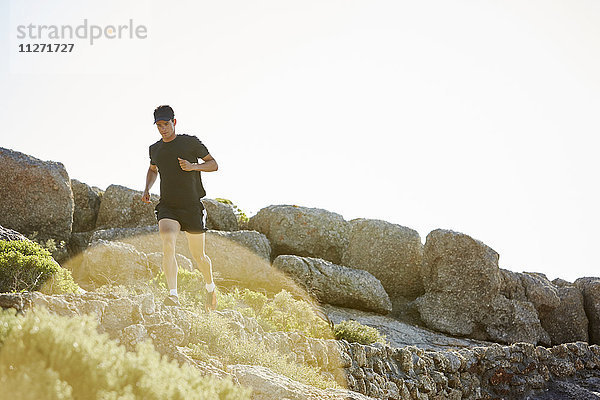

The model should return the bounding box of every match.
[3,291,600,399]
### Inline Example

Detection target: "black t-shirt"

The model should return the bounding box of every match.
[149,134,209,208]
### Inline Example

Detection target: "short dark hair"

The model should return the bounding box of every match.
[153,105,175,122]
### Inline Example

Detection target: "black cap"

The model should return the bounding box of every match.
[153,105,174,124]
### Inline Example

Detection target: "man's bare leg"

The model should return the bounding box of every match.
[185,231,213,285]
[159,218,181,294]
[185,231,217,310]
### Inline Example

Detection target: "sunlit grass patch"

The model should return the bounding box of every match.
[0,307,250,399]
[187,311,338,390]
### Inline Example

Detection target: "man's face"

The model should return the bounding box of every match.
[156,119,176,140]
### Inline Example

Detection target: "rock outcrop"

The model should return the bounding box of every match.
[416,229,550,345]
[3,291,600,400]
[341,219,424,300]
[95,184,159,229]
[538,282,588,345]
[249,205,349,264]
[71,179,102,232]
[202,198,239,231]
[324,304,491,351]
[0,147,73,242]
[274,255,392,314]
[77,240,152,288]
[3,146,600,399]
[576,277,600,345]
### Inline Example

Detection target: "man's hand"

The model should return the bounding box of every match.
[178,157,196,172]
[141,190,151,203]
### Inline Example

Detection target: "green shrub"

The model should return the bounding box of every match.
[258,290,332,338]
[0,240,79,294]
[26,231,66,254]
[147,273,332,340]
[187,311,337,390]
[216,288,332,339]
[0,307,251,399]
[241,288,268,311]
[334,320,387,345]
[149,267,206,306]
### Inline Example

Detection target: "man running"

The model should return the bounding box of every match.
[142,105,218,311]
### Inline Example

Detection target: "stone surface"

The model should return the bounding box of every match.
[67,231,95,256]
[421,229,501,296]
[0,225,29,242]
[538,284,588,345]
[71,179,102,232]
[248,205,350,264]
[0,147,73,242]
[520,272,561,310]
[119,323,149,351]
[341,219,424,300]
[323,304,491,351]
[202,198,239,231]
[274,255,392,314]
[77,240,152,288]
[146,321,185,350]
[95,184,159,229]
[417,229,501,338]
[229,364,375,400]
[416,229,548,345]
[6,290,600,400]
[576,277,600,345]
[209,229,271,260]
[484,296,550,345]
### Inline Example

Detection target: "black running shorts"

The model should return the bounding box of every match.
[154,202,208,233]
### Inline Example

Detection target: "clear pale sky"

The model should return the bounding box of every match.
[1,0,599,282]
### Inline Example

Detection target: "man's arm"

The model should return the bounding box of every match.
[142,164,158,203]
[178,154,218,172]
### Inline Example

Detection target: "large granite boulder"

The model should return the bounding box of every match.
[76,240,152,289]
[0,147,73,242]
[248,205,349,264]
[421,229,502,295]
[273,255,392,314]
[95,184,159,229]
[341,219,424,300]
[209,230,271,260]
[500,269,561,310]
[575,277,600,345]
[538,281,588,345]
[416,229,548,345]
[202,198,238,231]
[416,229,502,338]
[71,179,102,232]
[519,272,561,310]
[483,296,550,345]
